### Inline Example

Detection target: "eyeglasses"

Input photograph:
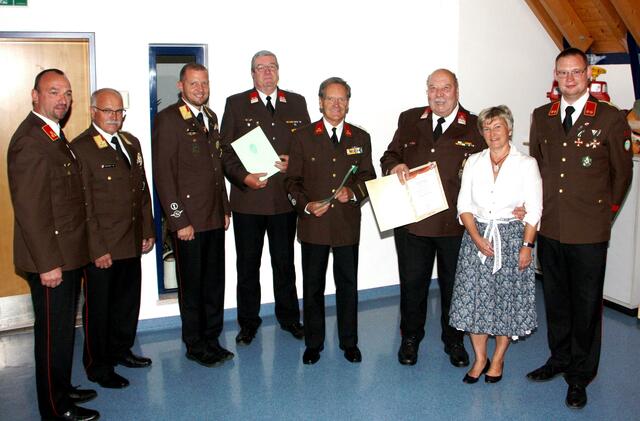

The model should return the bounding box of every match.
[555,68,587,79]
[93,106,126,117]
[324,97,348,105]
[254,64,278,73]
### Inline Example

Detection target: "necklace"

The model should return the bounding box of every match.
[490,147,510,173]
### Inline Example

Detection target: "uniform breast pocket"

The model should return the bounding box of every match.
[52,164,83,201]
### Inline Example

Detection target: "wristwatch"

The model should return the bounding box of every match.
[522,241,535,248]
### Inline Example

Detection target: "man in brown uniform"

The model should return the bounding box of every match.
[527,48,633,409]
[7,69,99,420]
[286,77,376,364]
[380,69,485,367]
[71,88,155,389]
[221,50,310,345]
[153,63,233,367]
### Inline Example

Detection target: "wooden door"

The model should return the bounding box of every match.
[0,35,93,298]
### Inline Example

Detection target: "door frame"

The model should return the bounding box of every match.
[148,44,207,295]
[0,31,96,331]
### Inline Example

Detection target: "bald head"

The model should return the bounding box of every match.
[427,68,459,117]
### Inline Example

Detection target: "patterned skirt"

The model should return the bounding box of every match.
[449,219,537,339]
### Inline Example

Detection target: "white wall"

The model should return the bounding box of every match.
[1,0,635,321]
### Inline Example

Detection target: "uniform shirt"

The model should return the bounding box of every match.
[220,87,310,215]
[184,98,210,129]
[152,100,229,233]
[8,112,89,273]
[457,143,542,228]
[380,105,485,236]
[323,119,344,140]
[93,123,131,163]
[431,104,459,134]
[71,126,154,261]
[286,120,376,246]
[529,95,633,244]
[257,88,278,110]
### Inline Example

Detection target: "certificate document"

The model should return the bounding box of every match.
[365,162,448,232]
[231,126,281,180]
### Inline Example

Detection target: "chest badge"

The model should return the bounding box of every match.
[581,156,592,167]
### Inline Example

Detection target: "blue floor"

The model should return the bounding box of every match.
[1,283,639,420]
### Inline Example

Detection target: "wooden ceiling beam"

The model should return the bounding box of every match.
[539,0,594,52]
[525,0,563,49]
[610,0,640,47]
[593,0,627,44]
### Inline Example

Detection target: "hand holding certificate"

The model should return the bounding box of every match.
[365,162,448,231]
[231,126,282,180]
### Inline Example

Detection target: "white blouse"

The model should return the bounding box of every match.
[457,143,542,229]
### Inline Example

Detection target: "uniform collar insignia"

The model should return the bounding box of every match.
[314,121,324,136]
[120,132,132,145]
[41,124,59,142]
[456,110,467,125]
[278,91,287,103]
[179,104,193,120]
[584,100,597,117]
[92,134,109,149]
[548,101,560,116]
[344,123,353,138]
[420,107,431,119]
[249,91,259,104]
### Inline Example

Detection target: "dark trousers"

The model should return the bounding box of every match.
[82,257,141,380]
[173,228,225,353]
[394,227,463,346]
[301,242,359,349]
[27,269,82,419]
[538,235,608,386]
[233,211,300,329]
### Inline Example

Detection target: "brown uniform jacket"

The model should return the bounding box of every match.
[152,100,230,233]
[529,96,633,244]
[220,88,310,215]
[380,105,485,237]
[7,112,89,273]
[70,126,154,261]
[285,120,376,246]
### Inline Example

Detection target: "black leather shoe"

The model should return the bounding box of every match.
[47,405,100,420]
[116,351,152,368]
[565,384,587,409]
[90,372,129,389]
[342,346,362,363]
[398,336,419,365]
[281,322,304,340]
[302,347,322,365]
[445,343,470,367]
[526,364,565,382]
[208,342,235,361]
[185,349,224,367]
[235,326,257,345]
[463,359,490,384]
[68,386,97,404]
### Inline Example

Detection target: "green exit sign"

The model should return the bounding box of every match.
[0,0,28,5]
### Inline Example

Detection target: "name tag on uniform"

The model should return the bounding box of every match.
[101,163,116,169]
[346,147,363,155]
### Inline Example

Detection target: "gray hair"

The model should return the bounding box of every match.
[90,88,122,106]
[427,68,459,89]
[318,77,351,99]
[477,105,514,132]
[251,50,279,71]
